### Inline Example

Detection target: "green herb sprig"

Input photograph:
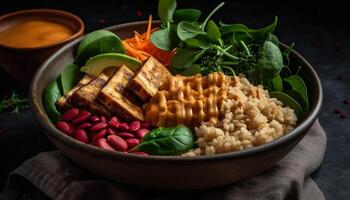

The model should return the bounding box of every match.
[0,91,29,114]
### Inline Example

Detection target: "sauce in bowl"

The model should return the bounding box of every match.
[0,20,74,48]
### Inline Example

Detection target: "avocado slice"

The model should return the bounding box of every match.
[74,30,124,66]
[81,53,142,76]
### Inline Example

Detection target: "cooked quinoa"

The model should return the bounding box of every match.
[182,75,297,156]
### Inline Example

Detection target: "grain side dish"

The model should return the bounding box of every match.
[43,0,309,156]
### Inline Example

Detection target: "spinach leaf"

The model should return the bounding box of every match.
[206,20,221,43]
[269,92,303,117]
[267,33,279,46]
[181,64,201,76]
[284,75,309,112]
[43,79,62,123]
[133,125,194,155]
[158,0,177,23]
[177,21,206,41]
[171,48,207,69]
[184,38,210,49]
[174,9,201,22]
[257,41,283,80]
[59,64,81,95]
[151,27,178,51]
[271,75,283,92]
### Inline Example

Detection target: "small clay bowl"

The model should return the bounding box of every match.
[0,9,84,82]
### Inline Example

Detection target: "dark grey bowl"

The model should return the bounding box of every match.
[30,21,323,190]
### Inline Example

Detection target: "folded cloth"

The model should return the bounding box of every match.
[0,120,326,200]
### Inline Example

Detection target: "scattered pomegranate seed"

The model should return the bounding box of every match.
[0,129,4,135]
[340,113,347,119]
[312,41,321,47]
[136,10,143,16]
[336,75,343,80]
[334,109,341,114]
[98,18,106,24]
[343,99,349,105]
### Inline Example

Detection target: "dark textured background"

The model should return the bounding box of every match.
[0,0,349,199]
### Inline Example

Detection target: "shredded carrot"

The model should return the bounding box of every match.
[122,15,175,66]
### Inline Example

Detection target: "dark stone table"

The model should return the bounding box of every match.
[1,0,349,199]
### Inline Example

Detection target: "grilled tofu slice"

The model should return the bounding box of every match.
[56,74,95,111]
[98,65,144,121]
[128,56,171,101]
[68,73,111,116]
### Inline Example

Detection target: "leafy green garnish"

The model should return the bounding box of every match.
[269,92,303,117]
[0,91,29,114]
[43,80,62,122]
[256,41,283,80]
[133,125,194,155]
[284,75,309,112]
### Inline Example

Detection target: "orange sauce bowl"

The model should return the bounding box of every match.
[0,9,84,82]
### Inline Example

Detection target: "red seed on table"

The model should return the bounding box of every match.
[336,75,343,80]
[119,122,129,131]
[117,132,135,139]
[125,138,140,148]
[340,113,347,118]
[136,129,149,139]
[90,122,108,132]
[94,138,115,151]
[136,10,143,17]
[74,129,89,143]
[56,121,74,135]
[91,129,107,143]
[90,116,100,123]
[343,99,349,105]
[78,122,92,130]
[72,111,91,124]
[108,120,120,129]
[129,121,141,131]
[109,116,119,123]
[107,127,117,135]
[107,135,128,151]
[98,18,106,24]
[62,108,79,121]
[131,151,148,156]
[334,109,341,114]
[140,121,151,129]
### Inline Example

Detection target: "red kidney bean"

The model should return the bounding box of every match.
[91,129,107,143]
[136,129,149,139]
[72,111,91,124]
[62,108,79,121]
[90,116,100,123]
[108,121,120,129]
[131,151,148,156]
[56,121,74,135]
[117,132,134,139]
[109,116,119,123]
[118,122,129,131]
[74,129,89,144]
[107,127,117,135]
[140,121,151,129]
[90,122,108,132]
[125,138,139,148]
[94,138,115,151]
[129,121,141,132]
[100,116,107,122]
[107,135,128,151]
[78,122,92,130]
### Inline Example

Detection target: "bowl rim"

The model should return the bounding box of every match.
[0,8,85,50]
[30,20,323,162]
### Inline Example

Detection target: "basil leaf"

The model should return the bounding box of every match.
[134,125,194,155]
[158,0,177,23]
[206,20,221,43]
[271,75,283,92]
[43,79,62,123]
[177,21,206,41]
[257,41,283,80]
[174,9,201,22]
[269,92,303,117]
[59,64,82,95]
[172,48,207,69]
[150,28,178,51]
[284,75,309,112]
[181,64,201,76]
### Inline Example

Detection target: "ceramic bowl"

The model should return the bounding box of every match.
[30,21,322,190]
[0,9,84,82]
